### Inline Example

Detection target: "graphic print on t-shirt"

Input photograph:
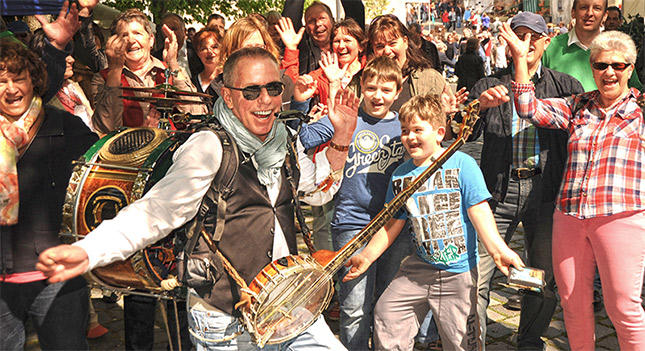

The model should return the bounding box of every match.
[344,130,406,179]
[391,168,467,265]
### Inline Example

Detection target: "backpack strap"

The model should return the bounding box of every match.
[176,124,238,283]
[284,129,316,254]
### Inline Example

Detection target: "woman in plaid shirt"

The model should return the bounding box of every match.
[482,27,645,350]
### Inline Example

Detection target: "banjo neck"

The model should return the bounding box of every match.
[317,100,481,276]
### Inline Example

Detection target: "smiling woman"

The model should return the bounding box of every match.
[0,42,46,121]
[506,29,645,350]
[90,8,206,135]
[291,18,367,107]
[0,38,98,350]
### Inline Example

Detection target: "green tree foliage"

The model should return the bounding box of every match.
[618,14,643,53]
[364,0,390,21]
[103,0,285,24]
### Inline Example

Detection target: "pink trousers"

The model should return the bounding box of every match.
[552,209,645,350]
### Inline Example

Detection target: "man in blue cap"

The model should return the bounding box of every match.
[466,11,585,350]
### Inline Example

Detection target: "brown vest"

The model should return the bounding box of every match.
[191,152,300,315]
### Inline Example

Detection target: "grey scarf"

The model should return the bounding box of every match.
[212,98,287,186]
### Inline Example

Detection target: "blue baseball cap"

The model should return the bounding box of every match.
[510,12,548,36]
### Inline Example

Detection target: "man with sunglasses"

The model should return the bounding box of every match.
[542,0,641,92]
[36,47,359,350]
[466,12,584,350]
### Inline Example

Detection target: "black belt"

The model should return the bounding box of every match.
[511,167,541,179]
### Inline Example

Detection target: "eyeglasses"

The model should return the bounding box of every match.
[514,32,546,42]
[225,81,285,100]
[591,62,631,71]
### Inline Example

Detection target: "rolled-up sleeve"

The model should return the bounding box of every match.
[512,81,573,130]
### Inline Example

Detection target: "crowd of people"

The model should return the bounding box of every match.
[1,0,643,350]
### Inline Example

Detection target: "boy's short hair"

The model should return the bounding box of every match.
[361,56,402,91]
[399,94,445,129]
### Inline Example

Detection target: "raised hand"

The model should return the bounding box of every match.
[105,34,128,68]
[499,23,529,64]
[478,85,510,110]
[36,245,90,284]
[293,74,318,102]
[454,87,469,107]
[35,1,80,50]
[276,17,305,50]
[162,24,180,72]
[144,105,161,128]
[319,51,348,84]
[308,103,329,122]
[328,88,359,143]
[103,34,129,86]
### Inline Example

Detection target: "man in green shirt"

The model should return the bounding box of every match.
[543,0,642,91]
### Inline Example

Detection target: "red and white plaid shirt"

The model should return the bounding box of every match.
[512,83,644,219]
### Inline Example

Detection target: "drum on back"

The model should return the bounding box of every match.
[61,127,188,292]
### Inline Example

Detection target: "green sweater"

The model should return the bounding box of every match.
[543,33,642,92]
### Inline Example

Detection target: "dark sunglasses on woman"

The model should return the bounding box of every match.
[225,81,285,100]
[591,62,631,71]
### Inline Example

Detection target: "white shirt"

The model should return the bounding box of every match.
[177,40,191,78]
[74,129,339,271]
[568,27,590,51]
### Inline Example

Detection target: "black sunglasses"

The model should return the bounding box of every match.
[225,82,285,100]
[591,62,631,71]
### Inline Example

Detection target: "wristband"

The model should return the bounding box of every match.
[329,140,350,152]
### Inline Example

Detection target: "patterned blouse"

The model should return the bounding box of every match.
[512,83,644,219]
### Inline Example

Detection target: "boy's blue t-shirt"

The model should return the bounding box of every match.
[330,107,407,235]
[386,151,491,273]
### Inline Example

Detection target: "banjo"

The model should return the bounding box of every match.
[240,100,481,347]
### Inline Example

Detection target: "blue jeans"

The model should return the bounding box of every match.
[333,227,413,350]
[187,298,345,351]
[0,277,89,350]
[415,311,439,344]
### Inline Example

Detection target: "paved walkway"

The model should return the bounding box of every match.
[25,139,640,350]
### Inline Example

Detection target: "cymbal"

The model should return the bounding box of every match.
[120,84,212,99]
[119,95,209,107]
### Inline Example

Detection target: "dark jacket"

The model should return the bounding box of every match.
[1,106,98,274]
[467,66,584,203]
[455,51,484,91]
[420,38,441,71]
[190,72,218,99]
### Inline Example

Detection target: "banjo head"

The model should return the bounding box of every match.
[245,255,334,347]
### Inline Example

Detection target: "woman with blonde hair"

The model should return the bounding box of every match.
[217,15,280,69]
[210,15,295,104]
